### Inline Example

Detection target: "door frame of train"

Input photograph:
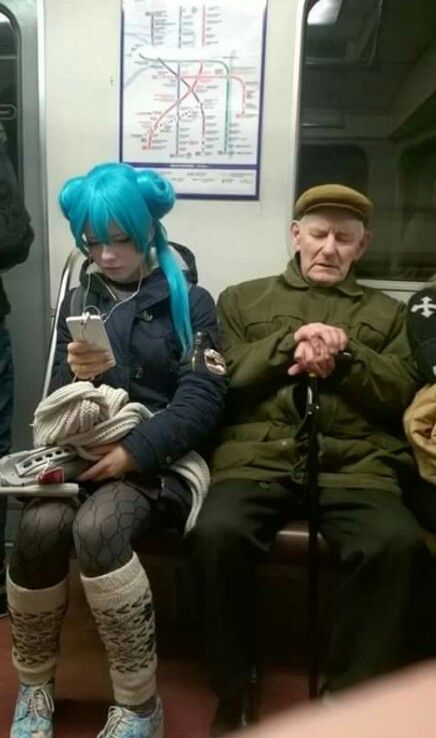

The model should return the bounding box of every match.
[0,0,49,454]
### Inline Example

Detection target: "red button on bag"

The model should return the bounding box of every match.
[37,467,65,485]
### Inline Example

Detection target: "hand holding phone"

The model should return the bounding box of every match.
[66,313,116,378]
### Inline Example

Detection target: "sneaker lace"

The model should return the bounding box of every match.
[26,685,54,718]
[97,706,129,737]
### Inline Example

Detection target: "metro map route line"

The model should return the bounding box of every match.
[201,2,207,46]
[157,57,206,152]
[144,4,223,63]
[124,33,248,106]
[134,55,248,154]
[145,59,206,152]
[149,12,155,46]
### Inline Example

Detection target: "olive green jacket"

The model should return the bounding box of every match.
[211,259,419,493]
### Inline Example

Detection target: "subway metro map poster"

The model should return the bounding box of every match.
[120,0,268,199]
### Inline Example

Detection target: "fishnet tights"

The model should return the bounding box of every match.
[9,480,184,587]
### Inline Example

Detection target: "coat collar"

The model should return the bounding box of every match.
[282,257,364,297]
[77,241,197,310]
[80,260,173,309]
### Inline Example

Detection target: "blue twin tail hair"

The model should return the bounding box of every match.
[58,163,193,356]
[153,218,193,356]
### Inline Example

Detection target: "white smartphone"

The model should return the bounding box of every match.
[66,313,116,364]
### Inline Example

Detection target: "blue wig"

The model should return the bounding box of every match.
[58,162,193,355]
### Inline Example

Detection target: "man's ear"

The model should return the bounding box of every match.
[354,230,371,262]
[290,220,301,252]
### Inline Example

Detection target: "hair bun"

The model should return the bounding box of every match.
[58,175,85,219]
[135,169,175,219]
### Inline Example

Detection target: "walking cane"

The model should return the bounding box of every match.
[304,373,321,700]
[303,352,352,699]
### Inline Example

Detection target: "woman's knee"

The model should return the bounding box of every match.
[9,499,76,587]
[15,499,76,553]
[73,494,133,575]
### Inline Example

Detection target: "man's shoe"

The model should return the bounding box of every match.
[10,682,54,738]
[97,700,164,738]
[211,689,254,738]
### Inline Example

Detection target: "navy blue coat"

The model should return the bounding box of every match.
[50,245,227,472]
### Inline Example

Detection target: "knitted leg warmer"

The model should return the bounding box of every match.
[7,569,68,685]
[80,552,156,706]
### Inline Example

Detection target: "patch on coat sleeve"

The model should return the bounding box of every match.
[204,348,227,376]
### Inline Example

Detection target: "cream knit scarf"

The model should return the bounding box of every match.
[33,382,210,531]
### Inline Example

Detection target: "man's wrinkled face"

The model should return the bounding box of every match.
[291,209,370,286]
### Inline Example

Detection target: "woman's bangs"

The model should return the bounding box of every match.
[84,194,121,246]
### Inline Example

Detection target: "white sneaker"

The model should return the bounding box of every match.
[10,682,55,738]
[97,699,164,738]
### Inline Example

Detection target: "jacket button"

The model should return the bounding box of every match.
[165,456,173,464]
[133,368,144,379]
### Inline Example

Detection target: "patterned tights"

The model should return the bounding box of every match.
[9,477,191,587]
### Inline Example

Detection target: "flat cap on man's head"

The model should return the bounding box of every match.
[294,184,373,224]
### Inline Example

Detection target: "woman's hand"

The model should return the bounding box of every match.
[78,443,140,482]
[67,341,115,379]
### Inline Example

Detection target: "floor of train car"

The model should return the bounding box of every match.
[0,562,308,737]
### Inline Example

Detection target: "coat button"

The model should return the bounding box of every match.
[165,456,173,464]
[133,368,144,379]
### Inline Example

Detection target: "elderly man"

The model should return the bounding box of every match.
[188,184,430,736]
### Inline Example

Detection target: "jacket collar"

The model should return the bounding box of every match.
[78,241,197,309]
[282,257,364,297]
[80,260,173,309]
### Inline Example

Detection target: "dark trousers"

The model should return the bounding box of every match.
[404,478,436,535]
[187,478,436,698]
[0,320,12,576]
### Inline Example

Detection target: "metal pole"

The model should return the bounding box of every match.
[41,249,81,400]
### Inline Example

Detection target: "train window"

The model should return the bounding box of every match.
[299,144,368,195]
[298,0,436,281]
[0,9,18,177]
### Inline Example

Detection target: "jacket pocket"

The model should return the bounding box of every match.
[243,313,303,343]
[351,319,393,353]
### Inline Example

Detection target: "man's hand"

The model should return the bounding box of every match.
[288,323,348,378]
[294,323,348,354]
[78,443,139,482]
[288,339,336,378]
[67,341,115,379]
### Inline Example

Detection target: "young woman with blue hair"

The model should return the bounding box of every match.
[7,163,227,738]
